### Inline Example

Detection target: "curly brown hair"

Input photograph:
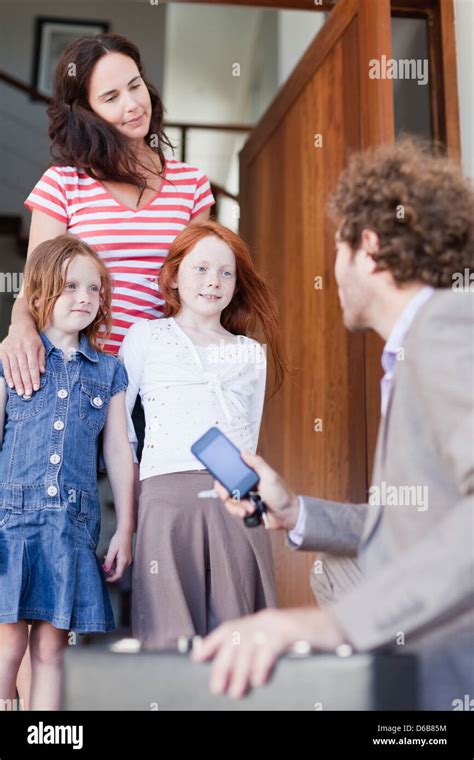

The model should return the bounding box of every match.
[47,33,174,206]
[327,137,474,286]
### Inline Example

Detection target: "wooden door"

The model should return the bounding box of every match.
[239,0,395,607]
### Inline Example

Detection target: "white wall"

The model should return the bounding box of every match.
[277,9,327,87]
[221,9,328,229]
[454,0,474,182]
[0,0,166,232]
[162,1,264,197]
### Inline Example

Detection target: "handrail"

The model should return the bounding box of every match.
[209,180,238,203]
[0,70,50,104]
[166,121,251,133]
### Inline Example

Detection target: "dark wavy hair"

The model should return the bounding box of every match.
[327,136,474,287]
[47,32,174,205]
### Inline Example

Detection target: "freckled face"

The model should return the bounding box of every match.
[172,236,237,317]
[48,256,102,331]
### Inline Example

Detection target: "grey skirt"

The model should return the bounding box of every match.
[132,470,277,650]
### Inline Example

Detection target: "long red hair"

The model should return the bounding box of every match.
[159,221,288,395]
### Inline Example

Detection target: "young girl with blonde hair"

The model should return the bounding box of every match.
[0,234,134,709]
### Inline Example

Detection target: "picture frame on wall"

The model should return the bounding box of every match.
[31,16,109,99]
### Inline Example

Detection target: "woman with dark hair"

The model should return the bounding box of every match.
[0,31,214,707]
[1,32,214,385]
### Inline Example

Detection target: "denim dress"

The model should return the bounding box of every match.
[0,331,128,632]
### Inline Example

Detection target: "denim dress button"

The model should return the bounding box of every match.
[0,329,126,635]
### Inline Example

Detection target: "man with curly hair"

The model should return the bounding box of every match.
[193,138,474,711]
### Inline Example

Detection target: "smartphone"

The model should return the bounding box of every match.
[191,426,259,500]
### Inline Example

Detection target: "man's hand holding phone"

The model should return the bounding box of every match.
[213,448,300,532]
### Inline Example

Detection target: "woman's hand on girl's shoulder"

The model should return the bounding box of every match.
[0,322,45,397]
[4,208,65,395]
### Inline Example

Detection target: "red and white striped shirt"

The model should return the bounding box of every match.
[24,160,215,354]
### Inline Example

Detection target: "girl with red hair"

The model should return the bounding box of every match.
[119,221,286,648]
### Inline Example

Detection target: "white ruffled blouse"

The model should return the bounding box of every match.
[118,317,267,480]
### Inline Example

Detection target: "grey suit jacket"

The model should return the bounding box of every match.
[288,289,474,710]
